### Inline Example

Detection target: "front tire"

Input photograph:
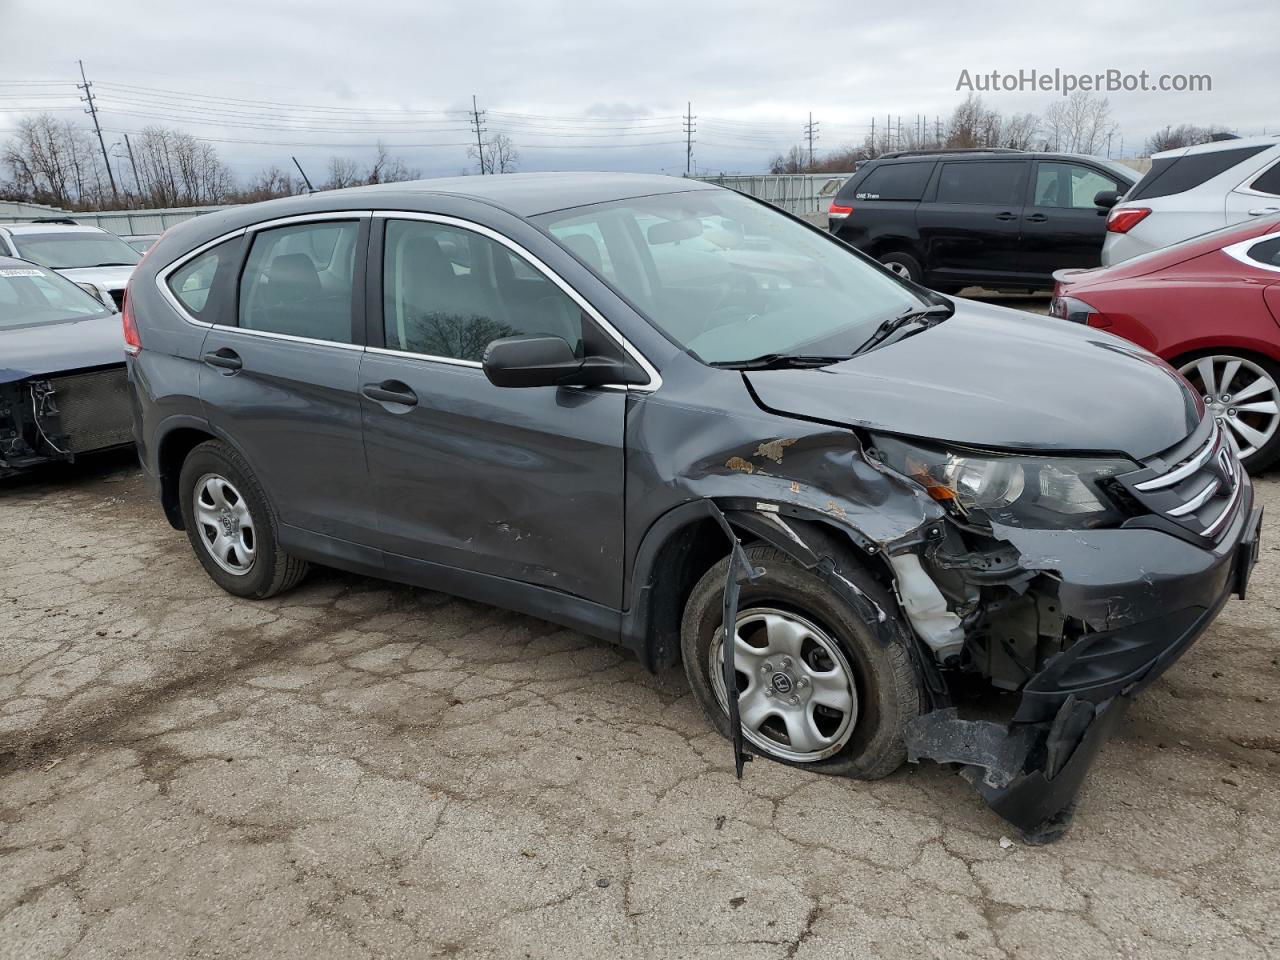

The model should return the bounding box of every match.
[178,440,309,599]
[1177,351,1280,473]
[680,545,920,779]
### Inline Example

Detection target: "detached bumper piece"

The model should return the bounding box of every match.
[904,603,1235,843]
[0,367,131,478]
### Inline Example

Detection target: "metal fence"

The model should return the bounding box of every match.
[0,201,230,236]
[694,173,854,216]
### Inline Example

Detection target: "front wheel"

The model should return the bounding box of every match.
[680,545,920,779]
[877,251,922,284]
[1177,352,1280,473]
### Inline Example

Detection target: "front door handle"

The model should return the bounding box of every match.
[1248,206,1280,217]
[203,348,242,371]
[995,211,1018,221]
[362,380,418,406]
[1024,213,1048,223]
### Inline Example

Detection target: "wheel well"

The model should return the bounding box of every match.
[1170,345,1280,371]
[157,427,215,529]
[868,239,917,263]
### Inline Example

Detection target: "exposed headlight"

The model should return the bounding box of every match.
[871,436,1136,529]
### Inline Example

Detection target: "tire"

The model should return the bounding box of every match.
[1176,351,1280,473]
[878,251,922,284]
[178,440,309,599]
[680,545,920,780]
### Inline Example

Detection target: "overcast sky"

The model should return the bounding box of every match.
[1,0,1274,182]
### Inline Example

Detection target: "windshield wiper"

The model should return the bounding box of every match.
[712,353,848,371]
[852,302,953,357]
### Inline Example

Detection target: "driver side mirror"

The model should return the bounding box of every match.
[1094,189,1122,211]
[482,335,647,389]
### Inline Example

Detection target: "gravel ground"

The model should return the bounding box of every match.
[2,434,1278,958]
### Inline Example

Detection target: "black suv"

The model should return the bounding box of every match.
[828,149,1135,292]
[126,173,1257,841]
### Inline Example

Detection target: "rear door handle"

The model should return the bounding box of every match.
[995,211,1018,221]
[362,380,418,406]
[1024,213,1048,223]
[1248,206,1280,217]
[202,348,242,371]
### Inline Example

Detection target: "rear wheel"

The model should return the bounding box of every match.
[1177,352,1280,472]
[877,251,922,284]
[680,545,919,779]
[178,440,309,598]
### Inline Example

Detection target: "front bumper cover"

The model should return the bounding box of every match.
[905,493,1261,842]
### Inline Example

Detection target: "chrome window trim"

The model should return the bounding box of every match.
[201,324,364,352]
[1222,229,1280,275]
[372,210,661,392]
[365,345,480,369]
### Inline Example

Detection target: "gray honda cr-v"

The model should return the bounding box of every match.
[125,173,1261,841]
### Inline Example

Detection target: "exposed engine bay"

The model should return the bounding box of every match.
[0,366,133,478]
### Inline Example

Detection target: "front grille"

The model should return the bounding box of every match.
[46,367,133,453]
[1119,421,1244,541]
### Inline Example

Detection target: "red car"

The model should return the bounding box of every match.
[1051,214,1280,472]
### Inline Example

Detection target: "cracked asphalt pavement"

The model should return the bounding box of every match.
[2,452,1278,959]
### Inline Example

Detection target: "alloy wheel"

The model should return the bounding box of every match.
[709,607,858,763]
[193,473,256,575]
[1178,355,1280,460]
[884,261,912,279]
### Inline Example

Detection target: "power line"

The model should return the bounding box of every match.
[77,60,118,204]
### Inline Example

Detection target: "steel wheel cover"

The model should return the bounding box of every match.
[194,473,257,575]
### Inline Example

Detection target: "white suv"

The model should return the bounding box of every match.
[0,219,141,310]
[1102,135,1280,265]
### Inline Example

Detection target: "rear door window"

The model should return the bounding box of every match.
[238,221,359,343]
[935,161,1026,205]
[1128,146,1269,201]
[1033,162,1123,209]
[851,163,933,201]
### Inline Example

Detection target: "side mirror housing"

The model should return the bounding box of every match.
[482,335,648,389]
[1094,189,1122,211]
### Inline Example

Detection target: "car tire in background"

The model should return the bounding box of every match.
[1176,351,1280,473]
[178,439,310,598]
[680,545,920,780]
[877,251,923,284]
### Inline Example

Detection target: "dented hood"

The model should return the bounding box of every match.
[745,299,1200,460]
[0,314,125,381]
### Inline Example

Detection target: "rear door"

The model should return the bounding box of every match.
[359,212,630,607]
[1226,154,1280,224]
[916,159,1029,285]
[833,161,933,250]
[198,213,377,544]
[1021,160,1127,278]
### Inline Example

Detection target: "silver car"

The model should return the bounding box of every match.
[0,220,141,310]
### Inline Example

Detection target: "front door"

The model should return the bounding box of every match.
[359,214,628,606]
[917,159,1029,286]
[198,215,377,544]
[1021,160,1125,279]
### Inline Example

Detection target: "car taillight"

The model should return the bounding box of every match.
[1049,295,1103,325]
[828,202,853,219]
[122,288,141,356]
[1106,207,1151,234]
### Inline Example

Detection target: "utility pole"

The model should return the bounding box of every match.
[870,117,875,156]
[1106,130,1114,158]
[803,112,819,170]
[122,133,141,197]
[896,115,902,151]
[77,60,118,205]
[683,102,696,176]
[471,95,487,175]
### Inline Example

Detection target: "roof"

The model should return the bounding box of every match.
[1152,134,1280,161]
[0,223,111,235]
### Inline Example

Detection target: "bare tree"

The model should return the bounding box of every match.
[324,156,362,190]
[365,141,420,184]
[767,145,809,174]
[1000,112,1041,150]
[233,166,302,203]
[1,114,111,208]
[1145,123,1232,154]
[129,126,231,207]
[468,133,519,175]
[945,95,1002,149]
[1043,92,1115,155]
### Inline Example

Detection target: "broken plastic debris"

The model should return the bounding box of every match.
[999,836,1015,850]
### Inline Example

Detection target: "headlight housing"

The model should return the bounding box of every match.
[871,435,1135,530]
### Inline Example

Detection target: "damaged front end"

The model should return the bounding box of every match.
[0,367,133,478]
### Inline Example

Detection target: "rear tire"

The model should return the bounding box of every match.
[878,251,923,284]
[178,440,309,599]
[680,545,920,780]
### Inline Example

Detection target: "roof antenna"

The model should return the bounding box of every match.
[291,156,316,194]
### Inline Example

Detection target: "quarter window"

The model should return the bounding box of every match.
[1247,237,1280,268]
[1033,162,1122,209]
[851,162,933,201]
[935,161,1026,206]
[238,221,358,343]
[1250,161,1280,197]
[167,238,238,318]
[381,219,584,362]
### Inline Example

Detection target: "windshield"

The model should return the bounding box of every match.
[11,231,141,269]
[535,191,925,364]
[0,264,110,330]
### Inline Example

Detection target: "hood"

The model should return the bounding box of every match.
[56,265,135,291]
[745,299,1200,461]
[0,314,126,382]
